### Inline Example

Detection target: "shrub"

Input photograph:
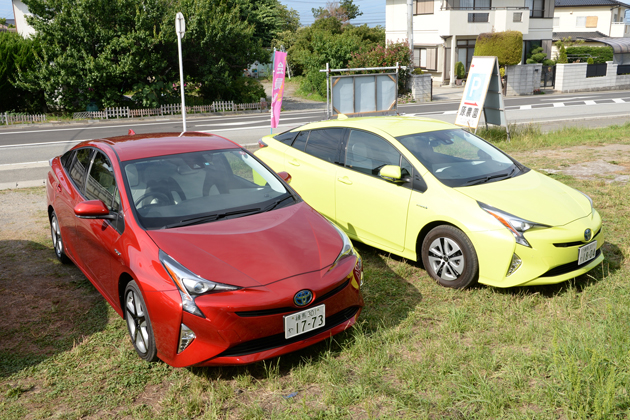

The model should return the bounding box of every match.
[455,61,465,79]
[412,67,424,75]
[557,45,568,64]
[348,41,412,92]
[474,31,523,67]
[587,57,594,64]
[566,46,613,64]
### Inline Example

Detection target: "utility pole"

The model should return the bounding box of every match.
[407,0,414,65]
[176,12,187,132]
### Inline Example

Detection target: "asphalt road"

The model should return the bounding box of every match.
[2,89,630,189]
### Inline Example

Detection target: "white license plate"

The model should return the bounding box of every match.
[578,241,597,265]
[284,304,325,339]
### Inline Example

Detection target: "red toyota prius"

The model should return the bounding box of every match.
[46,132,364,367]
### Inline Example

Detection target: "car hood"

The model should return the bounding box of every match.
[456,170,592,226]
[146,202,342,288]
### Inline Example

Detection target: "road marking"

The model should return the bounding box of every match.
[584,100,597,105]
[443,111,457,115]
[0,139,88,149]
[539,96,597,101]
[0,161,50,171]
[198,123,303,133]
[553,102,565,107]
[194,116,315,127]
[520,105,532,110]
[613,98,625,103]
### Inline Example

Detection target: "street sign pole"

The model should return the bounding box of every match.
[176,12,187,133]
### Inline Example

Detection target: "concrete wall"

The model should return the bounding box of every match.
[410,74,432,102]
[506,63,542,95]
[555,62,630,92]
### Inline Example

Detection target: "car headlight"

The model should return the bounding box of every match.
[478,202,549,248]
[328,222,357,270]
[160,250,239,317]
[576,189,594,214]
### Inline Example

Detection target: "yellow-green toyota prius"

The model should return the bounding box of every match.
[255,116,604,289]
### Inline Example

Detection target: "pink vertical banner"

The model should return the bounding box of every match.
[271,51,287,129]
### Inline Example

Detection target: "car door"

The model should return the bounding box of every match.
[282,128,345,219]
[73,149,125,303]
[334,129,413,252]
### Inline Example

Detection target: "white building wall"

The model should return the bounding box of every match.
[12,0,36,38]
[554,6,630,37]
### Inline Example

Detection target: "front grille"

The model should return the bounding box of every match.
[554,227,602,248]
[539,249,602,278]
[216,306,360,358]
[235,279,350,318]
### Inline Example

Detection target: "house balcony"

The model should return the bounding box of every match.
[610,22,630,38]
[432,7,531,37]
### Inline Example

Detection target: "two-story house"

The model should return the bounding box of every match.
[551,0,630,59]
[386,0,555,84]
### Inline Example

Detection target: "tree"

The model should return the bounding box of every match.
[0,18,7,26]
[20,0,171,110]
[312,0,362,23]
[526,46,554,66]
[0,32,46,112]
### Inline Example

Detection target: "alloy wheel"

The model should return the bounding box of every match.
[427,237,465,282]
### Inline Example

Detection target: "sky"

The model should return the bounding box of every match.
[0,0,385,26]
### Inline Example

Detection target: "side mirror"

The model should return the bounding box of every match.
[277,171,292,183]
[74,200,116,220]
[379,165,403,183]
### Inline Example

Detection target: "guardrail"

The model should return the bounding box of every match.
[1,112,47,125]
[73,100,268,121]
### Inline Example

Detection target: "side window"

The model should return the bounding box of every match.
[274,130,298,145]
[304,128,344,163]
[401,156,413,179]
[344,130,401,176]
[292,131,309,152]
[60,150,75,170]
[69,148,93,191]
[85,151,116,210]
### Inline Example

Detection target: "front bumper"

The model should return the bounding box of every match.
[472,211,604,287]
[157,255,363,367]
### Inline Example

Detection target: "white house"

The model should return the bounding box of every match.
[12,0,36,38]
[554,0,630,38]
[386,0,555,84]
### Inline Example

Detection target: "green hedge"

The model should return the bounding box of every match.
[474,31,523,66]
[565,46,613,64]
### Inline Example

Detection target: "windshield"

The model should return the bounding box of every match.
[123,149,294,229]
[397,129,526,187]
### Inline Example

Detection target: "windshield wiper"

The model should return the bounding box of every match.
[165,208,262,228]
[464,171,512,186]
[260,195,294,213]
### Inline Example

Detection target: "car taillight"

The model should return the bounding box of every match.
[258,139,268,148]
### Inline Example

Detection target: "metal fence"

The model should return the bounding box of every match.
[617,64,630,75]
[1,112,47,125]
[72,100,267,120]
[586,63,607,78]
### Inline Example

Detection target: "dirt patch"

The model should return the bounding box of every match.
[511,143,630,183]
[259,79,325,111]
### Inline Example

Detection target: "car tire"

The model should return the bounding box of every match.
[421,225,478,289]
[50,210,71,264]
[124,281,158,362]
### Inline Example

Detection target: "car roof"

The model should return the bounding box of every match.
[77,132,241,161]
[292,116,458,138]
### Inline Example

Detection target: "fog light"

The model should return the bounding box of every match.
[178,324,196,353]
[507,253,522,277]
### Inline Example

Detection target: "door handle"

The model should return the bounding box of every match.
[56,184,62,193]
[288,159,300,166]
[337,176,353,185]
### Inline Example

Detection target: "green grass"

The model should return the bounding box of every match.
[1,125,630,418]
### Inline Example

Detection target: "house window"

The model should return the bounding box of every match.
[468,13,489,22]
[513,12,522,22]
[586,16,598,28]
[525,0,544,18]
[414,47,438,71]
[576,16,586,27]
[457,39,476,72]
[414,0,434,15]
[459,0,491,10]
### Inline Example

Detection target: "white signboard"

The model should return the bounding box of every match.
[455,56,507,131]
